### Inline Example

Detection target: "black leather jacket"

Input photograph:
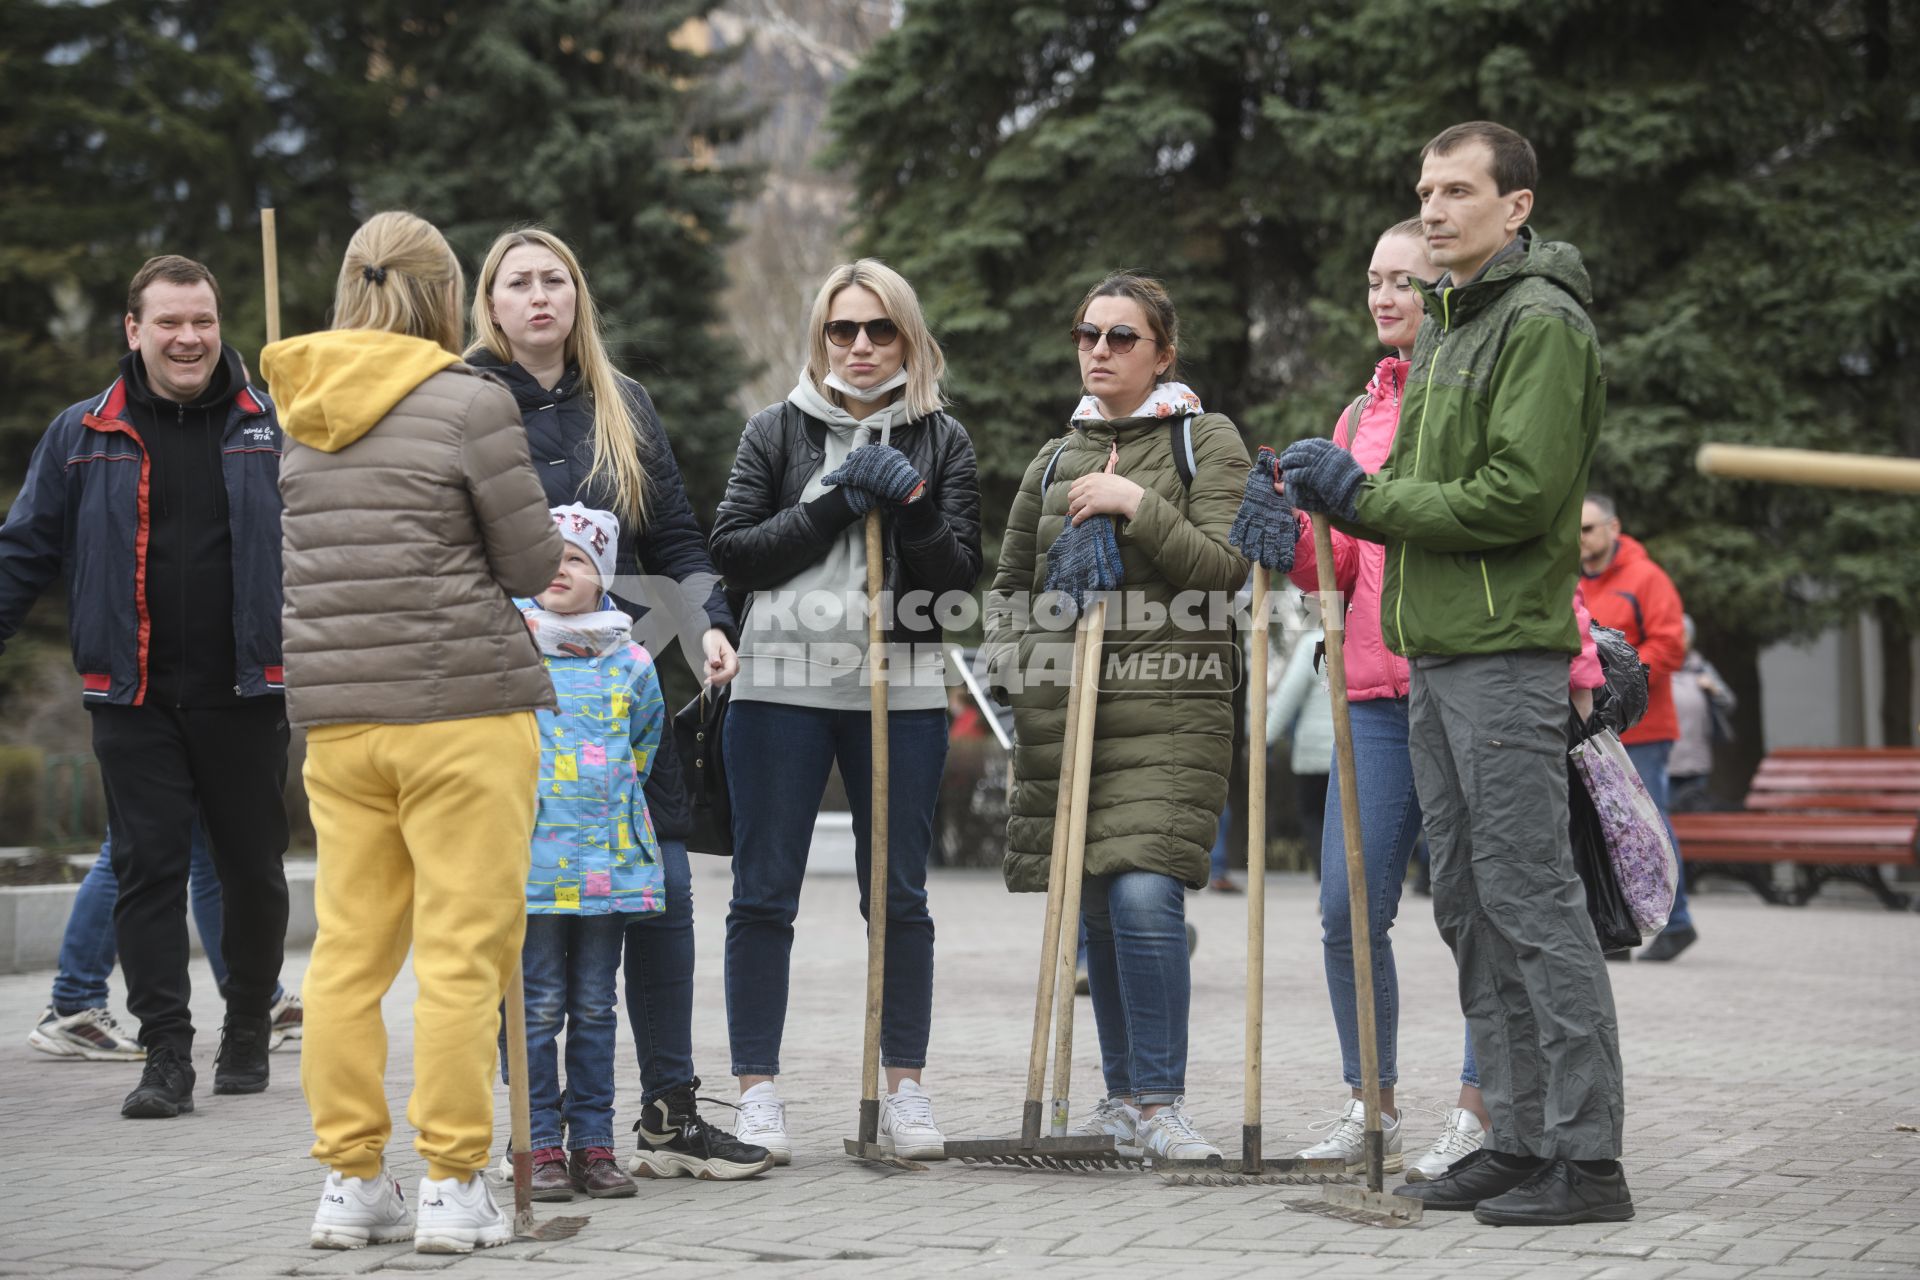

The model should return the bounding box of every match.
[709,401,982,645]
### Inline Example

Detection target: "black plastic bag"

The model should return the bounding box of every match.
[1589,623,1649,735]
[1568,751,1641,952]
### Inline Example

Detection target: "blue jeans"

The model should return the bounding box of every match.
[521,913,627,1151]
[50,823,282,1014]
[624,838,696,1104]
[1083,870,1189,1104]
[723,702,945,1076]
[1208,807,1231,880]
[1320,698,1475,1089]
[1624,739,1692,931]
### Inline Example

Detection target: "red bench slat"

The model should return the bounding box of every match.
[1744,791,1920,812]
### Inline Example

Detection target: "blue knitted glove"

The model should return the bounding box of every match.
[1278,437,1364,522]
[1228,446,1299,571]
[821,444,924,515]
[1043,516,1124,610]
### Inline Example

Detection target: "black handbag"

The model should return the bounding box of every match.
[673,683,734,857]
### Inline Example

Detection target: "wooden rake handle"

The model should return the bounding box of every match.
[858,509,890,1142]
[1696,444,1920,494]
[1313,519,1386,1194]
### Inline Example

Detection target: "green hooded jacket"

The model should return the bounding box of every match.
[1338,230,1605,659]
[984,412,1251,892]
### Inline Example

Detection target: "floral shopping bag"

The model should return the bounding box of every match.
[1568,728,1679,934]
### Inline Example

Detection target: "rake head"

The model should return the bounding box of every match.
[513,1206,589,1241]
[1287,1184,1424,1228]
[956,1151,1144,1172]
[1156,1153,1356,1187]
[945,1132,1141,1172]
[842,1138,927,1172]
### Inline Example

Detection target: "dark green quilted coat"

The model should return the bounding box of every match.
[984,412,1250,892]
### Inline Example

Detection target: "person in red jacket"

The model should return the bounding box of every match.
[1576,493,1696,961]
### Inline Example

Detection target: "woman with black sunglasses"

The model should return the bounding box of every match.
[984,271,1250,1163]
[709,260,982,1165]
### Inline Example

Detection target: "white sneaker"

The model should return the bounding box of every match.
[27,1006,144,1061]
[734,1081,792,1166]
[1294,1098,1403,1174]
[1405,1106,1486,1181]
[269,991,303,1051]
[413,1173,512,1253]
[879,1079,946,1160]
[1072,1096,1143,1157]
[309,1164,412,1249]
[1139,1099,1222,1162]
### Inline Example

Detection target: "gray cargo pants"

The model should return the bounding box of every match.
[1408,651,1624,1161]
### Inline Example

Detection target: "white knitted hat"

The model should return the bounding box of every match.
[549,503,619,591]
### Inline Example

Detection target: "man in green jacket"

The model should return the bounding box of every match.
[1281,121,1630,1227]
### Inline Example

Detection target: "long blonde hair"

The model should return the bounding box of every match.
[333,212,465,355]
[469,227,648,529]
[803,260,946,419]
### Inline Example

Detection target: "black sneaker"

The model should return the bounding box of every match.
[1638,925,1697,963]
[1392,1147,1542,1211]
[122,1043,196,1119]
[1473,1158,1635,1225]
[629,1079,775,1180]
[213,1014,271,1095]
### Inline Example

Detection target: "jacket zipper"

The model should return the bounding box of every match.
[1395,288,1451,654]
[1478,561,1495,618]
[176,403,188,708]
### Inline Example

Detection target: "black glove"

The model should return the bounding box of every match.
[1043,516,1124,609]
[821,444,924,515]
[1278,437,1365,522]
[1228,446,1300,571]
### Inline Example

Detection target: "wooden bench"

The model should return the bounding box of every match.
[1670,751,1920,909]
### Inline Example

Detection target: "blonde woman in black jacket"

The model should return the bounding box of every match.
[709,259,981,1165]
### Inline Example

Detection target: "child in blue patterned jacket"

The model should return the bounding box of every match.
[513,503,666,1202]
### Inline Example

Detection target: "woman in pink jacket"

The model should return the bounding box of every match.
[1286,219,1604,1182]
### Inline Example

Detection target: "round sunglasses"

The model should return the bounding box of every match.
[1070,323,1159,355]
[824,318,900,348]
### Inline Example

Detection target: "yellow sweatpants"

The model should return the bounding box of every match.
[300,712,538,1182]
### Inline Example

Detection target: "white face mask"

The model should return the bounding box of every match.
[824,367,909,403]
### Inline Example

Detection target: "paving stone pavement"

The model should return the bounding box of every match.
[2,862,1916,1278]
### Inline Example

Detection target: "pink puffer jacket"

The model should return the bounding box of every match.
[1288,355,1600,701]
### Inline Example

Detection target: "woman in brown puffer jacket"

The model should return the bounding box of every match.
[984,272,1250,1166]
[263,210,563,1253]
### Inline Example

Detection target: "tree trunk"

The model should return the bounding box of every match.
[1704,626,1765,806]
[1877,600,1914,746]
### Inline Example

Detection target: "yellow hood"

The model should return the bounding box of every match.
[261,330,461,452]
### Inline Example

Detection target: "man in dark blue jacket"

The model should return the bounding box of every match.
[0,255,290,1119]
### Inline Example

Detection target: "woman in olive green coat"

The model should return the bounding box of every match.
[983,272,1250,1162]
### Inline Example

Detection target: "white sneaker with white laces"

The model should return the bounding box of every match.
[879,1079,946,1160]
[1405,1106,1485,1181]
[413,1173,511,1253]
[735,1081,793,1166]
[28,1006,144,1061]
[309,1163,412,1249]
[1072,1096,1143,1157]
[1139,1099,1222,1163]
[1294,1098,1403,1174]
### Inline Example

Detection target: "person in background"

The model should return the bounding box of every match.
[1577,492,1695,962]
[30,822,299,1060]
[465,227,768,1181]
[510,503,668,1202]
[1268,626,1334,877]
[1668,614,1736,814]
[0,253,291,1120]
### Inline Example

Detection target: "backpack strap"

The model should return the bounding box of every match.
[1169,415,1196,488]
[1342,393,1368,446]
[1039,437,1071,490]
